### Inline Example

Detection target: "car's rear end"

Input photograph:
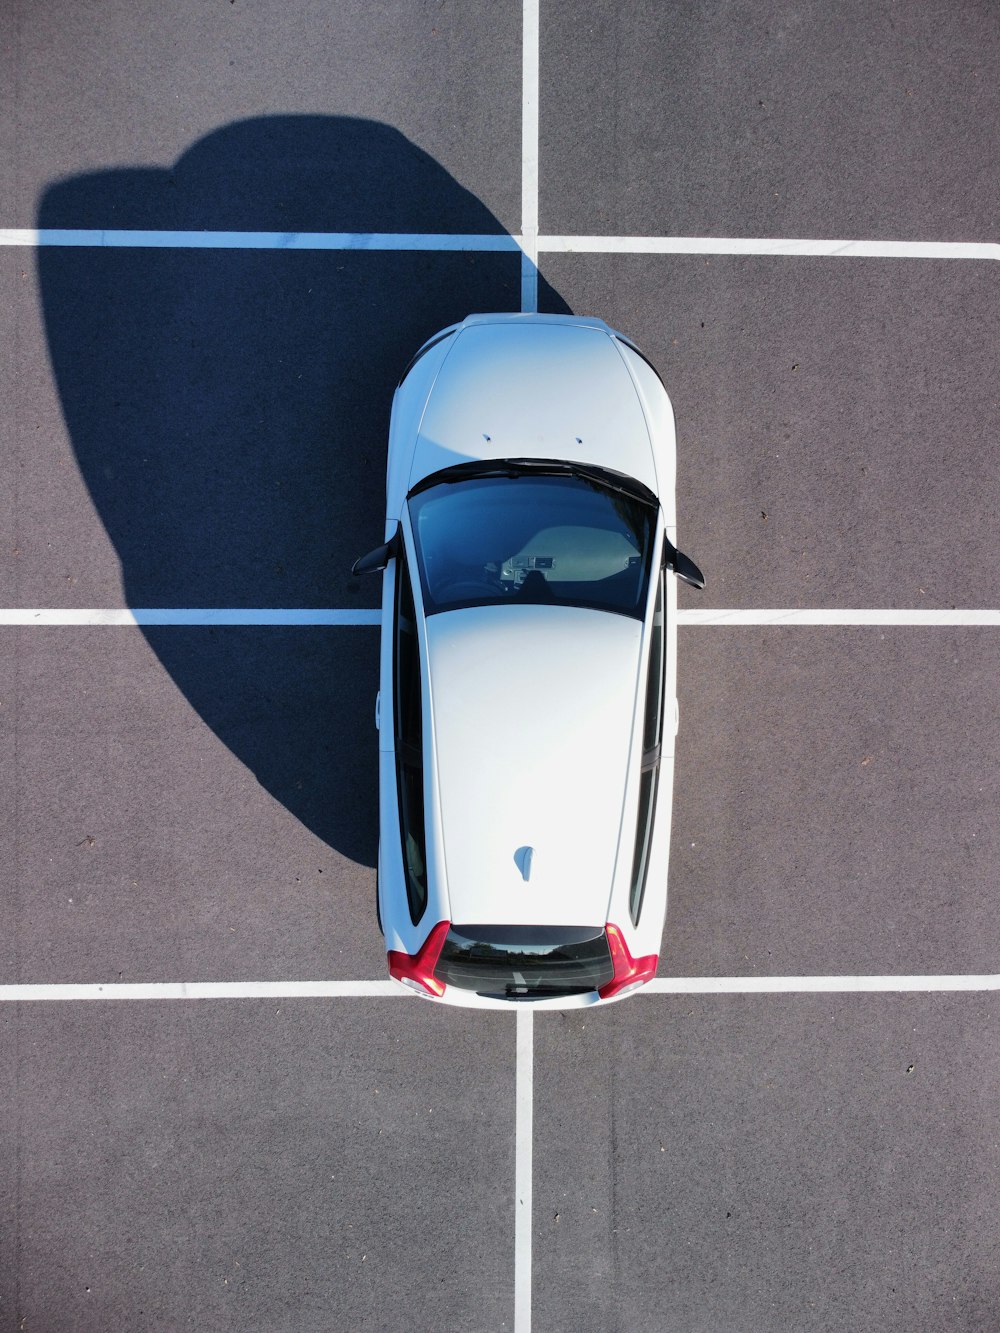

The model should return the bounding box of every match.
[389,920,658,1010]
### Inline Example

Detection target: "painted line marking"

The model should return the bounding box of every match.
[676,609,1000,627]
[2,228,996,261]
[520,0,540,314]
[1,228,521,251]
[515,1006,534,1333]
[0,609,381,626]
[540,236,1000,261]
[645,975,1000,994]
[1,609,997,628]
[0,981,402,1001]
[0,977,997,1002]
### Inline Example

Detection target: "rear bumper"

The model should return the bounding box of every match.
[387,978,645,1010]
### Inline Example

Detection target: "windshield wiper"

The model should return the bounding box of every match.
[408,456,657,507]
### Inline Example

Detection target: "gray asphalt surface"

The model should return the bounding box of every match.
[3,1,999,1330]
[539,0,999,241]
[534,995,1000,1333]
[540,255,1000,611]
[2,1002,514,1332]
[669,627,1000,979]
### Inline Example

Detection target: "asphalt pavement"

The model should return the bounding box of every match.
[3,1,998,1329]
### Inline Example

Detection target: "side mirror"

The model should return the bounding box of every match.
[663,539,705,590]
[351,525,400,576]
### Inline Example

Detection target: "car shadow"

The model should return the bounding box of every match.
[37,115,570,867]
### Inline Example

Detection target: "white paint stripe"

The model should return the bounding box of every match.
[2,228,521,252]
[645,975,1000,994]
[676,608,1000,627]
[0,608,381,626]
[3,229,996,261]
[1,609,996,628]
[520,0,540,314]
[0,977,996,1002]
[540,235,1000,261]
[514,1006,534,1333]
[0,981,402,1001]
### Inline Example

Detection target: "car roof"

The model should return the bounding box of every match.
[407,316,658,494]
[423,601,643,927]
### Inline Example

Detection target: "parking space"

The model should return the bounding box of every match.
[3,0,522,234]
[1,1000,514,1332]
[27,244,519,609]
[538,254,1000,610]
[7,261,521,615]
[533,994,1000,1333]
[667,627,1000,978]
[4,0,999,1329]
[2,626,384,984]
[539,0,1000,240]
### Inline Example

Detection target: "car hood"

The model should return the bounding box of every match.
[423,602,642,927]
[408,319,657,494]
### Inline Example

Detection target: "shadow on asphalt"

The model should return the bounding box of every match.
[37,115,570,866]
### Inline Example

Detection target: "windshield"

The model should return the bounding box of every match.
[433,925,614,999]
[407,468,656,618]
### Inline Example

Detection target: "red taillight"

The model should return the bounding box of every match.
[598,923,658,1000]
[387,920,451,997]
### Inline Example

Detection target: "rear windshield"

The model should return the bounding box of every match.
[408,472,655,619]
[434,925,613,999]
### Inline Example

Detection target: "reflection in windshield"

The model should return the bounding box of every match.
[408,472,655,618]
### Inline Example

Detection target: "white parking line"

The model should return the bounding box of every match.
[676,609,1000,627]
[0,228,522,251]
[0,608,996,628]
[540,236,1000,261]
[520,0,540,314]
[2,976,996,1002]
[515,1007,534,1333]
[2,229,997,261]
[0,609,381,626]
[645,975,1000,993]
[0,981,402,1001]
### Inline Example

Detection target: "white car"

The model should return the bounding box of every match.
[353,314,703,1008]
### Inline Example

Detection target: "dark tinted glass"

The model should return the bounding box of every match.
[409,473,655,618]
[434,924,614,998]
[643,569,665,751]
[393,550,427,924]
[630,568,665,924]
[398,763,427,921]
[629,767,659,925]
[394,552,421,752]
